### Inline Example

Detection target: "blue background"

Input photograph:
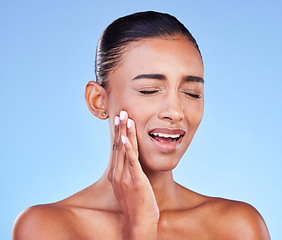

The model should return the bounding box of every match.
[1,0,281,239]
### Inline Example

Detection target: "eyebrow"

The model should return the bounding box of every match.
[184,75,204,84]
[133,73,204,84]
[133,74,166,80]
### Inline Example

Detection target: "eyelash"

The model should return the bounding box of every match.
[139,90,159,95]
[184,92,201,99]
[139,90,201,99]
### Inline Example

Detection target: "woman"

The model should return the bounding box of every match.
[13,11,270,239]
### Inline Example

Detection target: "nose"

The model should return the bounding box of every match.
[158,92,184,123]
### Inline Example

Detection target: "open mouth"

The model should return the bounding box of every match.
[149,132,182,143]
[148,128,185,153]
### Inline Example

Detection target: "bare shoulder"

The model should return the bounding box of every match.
[12,204,74,240]
[203,197,270,240]
[12,187,123,240]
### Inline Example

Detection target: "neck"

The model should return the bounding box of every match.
[143,168,179,211]
[101,157,180,212]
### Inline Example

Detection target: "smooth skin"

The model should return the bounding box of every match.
[13,37,270,240]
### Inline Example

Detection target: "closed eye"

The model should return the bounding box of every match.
[139,90,159,95]
[184,92,201,99]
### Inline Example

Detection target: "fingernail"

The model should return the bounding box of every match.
[120,110,127,121]
[127,119,133,128]
[121,135,126,144]
[114,116,120,125]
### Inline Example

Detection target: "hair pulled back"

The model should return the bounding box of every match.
[96,11,201,88]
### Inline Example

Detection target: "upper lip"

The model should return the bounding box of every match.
[149,128,186,137]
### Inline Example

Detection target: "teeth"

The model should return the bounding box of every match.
[151,133,181,139]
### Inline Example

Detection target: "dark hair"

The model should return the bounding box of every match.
[96,11,201,88]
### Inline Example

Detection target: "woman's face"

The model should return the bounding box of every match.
[106,36,204,172]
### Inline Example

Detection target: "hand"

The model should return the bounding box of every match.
[108,110,159,239]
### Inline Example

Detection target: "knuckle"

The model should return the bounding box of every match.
[128,159,134,167]
[113,174,120,184]
[121,177,130,187]
[112,141,122,151]
[133,183,140,191]
[112,143,116,151]
[117,141,123,150]
[133,180,142,190]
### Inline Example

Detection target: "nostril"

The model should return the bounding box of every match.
[162,113,183,123]
[163,116,172,120]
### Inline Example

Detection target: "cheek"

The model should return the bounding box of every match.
[107,89,131,115]
[185,102,204,128]
[126,107,148,136]
[120,97,155,121]
[123,102,156,142]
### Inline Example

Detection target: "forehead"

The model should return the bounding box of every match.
[108,36,204,82]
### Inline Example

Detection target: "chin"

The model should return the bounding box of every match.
[138,150,184,173]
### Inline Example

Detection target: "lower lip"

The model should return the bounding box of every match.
[149,134,184,153]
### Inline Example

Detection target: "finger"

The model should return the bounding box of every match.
[113,142,125,184]
[127,118,138,155]
[119,110,128,139]
[112,111,127,184]
[121,135,144,181]
[108,116,120,182]
[121,146,132,188]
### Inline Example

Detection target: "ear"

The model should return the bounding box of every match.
[85,81,108,120]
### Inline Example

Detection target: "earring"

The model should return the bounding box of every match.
[102,112,106,116]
